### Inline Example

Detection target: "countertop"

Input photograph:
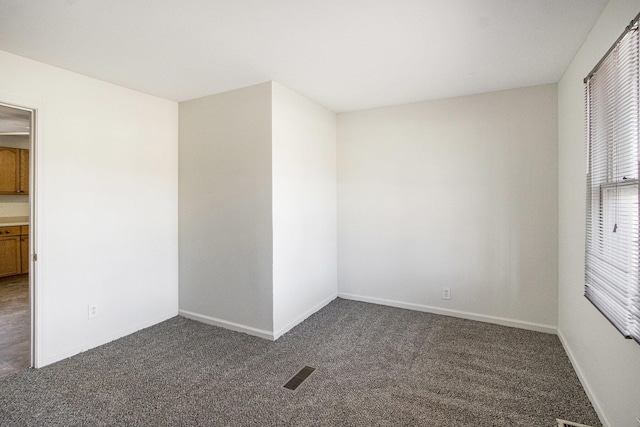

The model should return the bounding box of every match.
[0,216,29,226]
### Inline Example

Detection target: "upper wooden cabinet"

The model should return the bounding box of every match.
[19,149,29,195]
[0,147,19,193]
[0,146,29,195]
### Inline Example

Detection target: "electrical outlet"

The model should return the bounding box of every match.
[442,287,451,300]
[88,304,98,319]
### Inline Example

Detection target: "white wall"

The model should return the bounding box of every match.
[179,83,274,336]
[558,1,640,426]
[337,85,558,332]
[0,50,179,367]
[0,134,29,148]
[0,201,29,217]
[272,82,337,337]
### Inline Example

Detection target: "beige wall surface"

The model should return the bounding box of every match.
[272,82,337,336]
[179,82,274,333]
[558,1,640,426]
[337,84,558,330]
[0,50,179,367]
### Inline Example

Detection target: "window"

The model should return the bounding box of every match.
[584,13,640,344]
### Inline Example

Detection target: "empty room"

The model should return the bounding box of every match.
[0,0,639,426]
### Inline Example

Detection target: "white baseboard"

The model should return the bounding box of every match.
[557,329,610,427]
[180,294,338,341]
[179,309,274,340]
[40,309,178,368]
[274,293,337,339]
[338,292,557,334]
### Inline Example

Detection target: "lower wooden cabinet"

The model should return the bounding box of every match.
[0,225,29,277]
[0,235,21,277]
[20,235,29,274]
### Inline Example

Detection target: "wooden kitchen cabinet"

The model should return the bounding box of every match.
[19,149,29,195]
[0,226,22,277]
[0,146,29,195]
[0,225,28,277]
[0,147,19,194]
[20,229,29,274]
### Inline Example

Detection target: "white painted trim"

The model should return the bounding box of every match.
[338,293,557,334]
[179,310,274,341]
[0,94,44,368]
[557,329,611,427]
[41,310,178,367]
[274,293,337,339]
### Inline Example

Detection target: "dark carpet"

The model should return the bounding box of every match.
[0,298,600,426]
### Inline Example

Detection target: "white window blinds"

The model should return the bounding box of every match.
[584,14,640,344]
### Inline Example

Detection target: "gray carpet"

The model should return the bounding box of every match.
[0,298,600,426]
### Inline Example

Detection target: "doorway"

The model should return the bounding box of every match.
[0,102,34,376]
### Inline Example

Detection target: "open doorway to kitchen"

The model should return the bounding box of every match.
[0,102,34,377]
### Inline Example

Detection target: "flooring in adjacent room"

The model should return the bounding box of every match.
[0,274,30,378]
[0,298,600,426]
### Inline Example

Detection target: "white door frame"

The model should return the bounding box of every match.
[0,99,38,368]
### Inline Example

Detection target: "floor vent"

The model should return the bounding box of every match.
[283,366,315,391]
[556,419,594,427]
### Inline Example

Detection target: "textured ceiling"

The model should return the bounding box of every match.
[0,0,608,112]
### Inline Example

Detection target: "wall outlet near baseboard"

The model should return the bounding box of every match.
[442,287,451,300]
[88,304,98,319]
